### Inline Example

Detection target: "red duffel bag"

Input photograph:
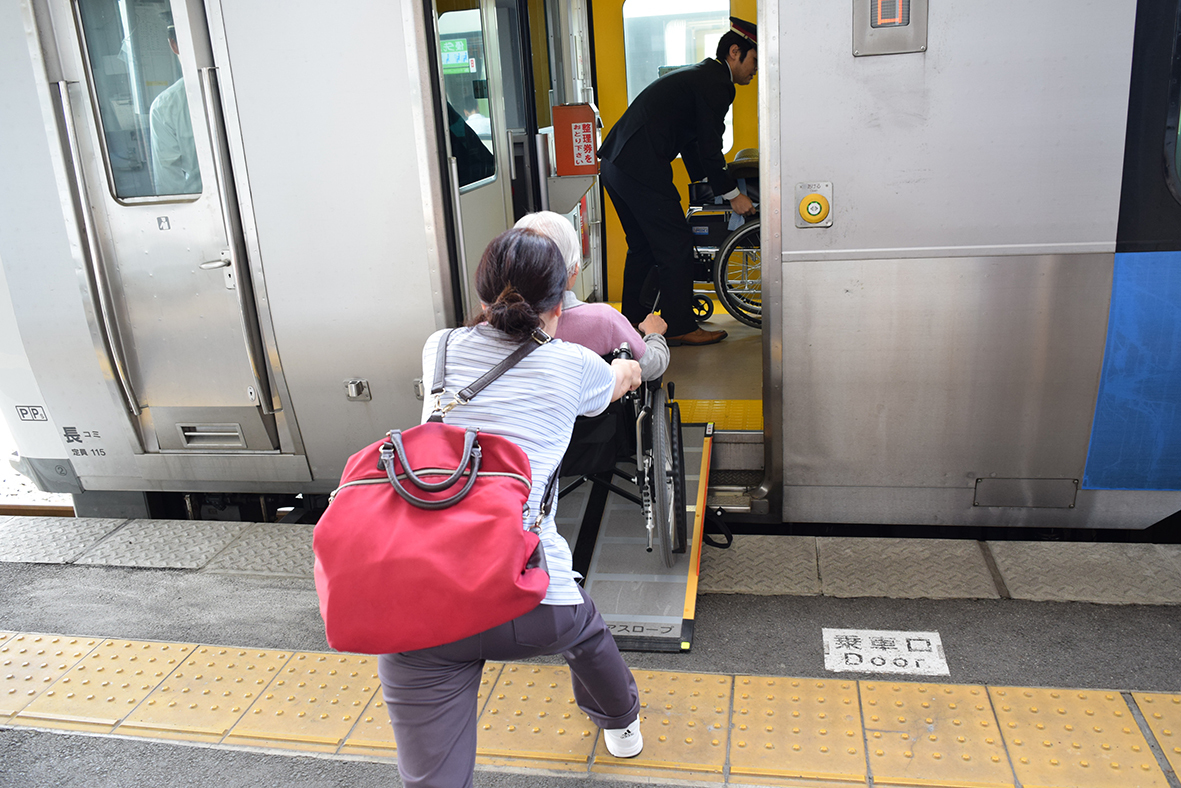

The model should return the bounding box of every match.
[313,330,552,654]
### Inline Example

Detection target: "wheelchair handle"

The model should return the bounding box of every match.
[615,342,633,361]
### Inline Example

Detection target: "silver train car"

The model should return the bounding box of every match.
[1,0,1178,529]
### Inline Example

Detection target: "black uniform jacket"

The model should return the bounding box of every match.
[598,58,737,199]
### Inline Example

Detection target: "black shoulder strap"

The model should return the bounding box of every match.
[430,327,552,419]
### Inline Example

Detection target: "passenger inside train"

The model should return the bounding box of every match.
[148,15,201,195]
[514,210,670,381]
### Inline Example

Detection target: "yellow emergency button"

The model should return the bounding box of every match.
[799,193,830,224]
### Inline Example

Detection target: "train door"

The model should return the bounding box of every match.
[438,0,519,315]
[38,0,281,455]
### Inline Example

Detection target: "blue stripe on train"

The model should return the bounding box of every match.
[1083,252,1181,490]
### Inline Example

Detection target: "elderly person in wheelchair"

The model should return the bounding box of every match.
[514,211,669,381]
[515,212,687,568]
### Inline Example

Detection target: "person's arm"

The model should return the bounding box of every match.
[637,334,669,381]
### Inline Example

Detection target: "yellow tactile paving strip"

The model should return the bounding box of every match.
[1,631,1178,787]
[679,399,763,431]
[1133,693,1181,778]
[991,686,1167,788]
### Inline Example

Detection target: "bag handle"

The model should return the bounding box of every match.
[381,427,483,510]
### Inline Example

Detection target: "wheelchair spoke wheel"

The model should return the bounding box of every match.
[713,220,762,328]
[668,399,688,554]
[651,387,677,567]
[692,294,714,320]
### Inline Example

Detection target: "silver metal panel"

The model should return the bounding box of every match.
[852,0,928,57]
[2,0,148,487]
[210,0,448,484]
[132,452,311,485]
[754,0,784,513]
[974,477,1078,509]
[785,486,1181,530]
[779,0,1137,260]
[781,254,1112,497]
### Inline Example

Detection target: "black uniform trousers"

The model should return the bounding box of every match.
[600,159,699,337]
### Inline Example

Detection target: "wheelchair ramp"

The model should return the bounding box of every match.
[558,424,711,653]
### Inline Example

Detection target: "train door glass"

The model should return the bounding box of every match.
[621,0,733,153]
[62,0,277,452]
[439,2,516,316]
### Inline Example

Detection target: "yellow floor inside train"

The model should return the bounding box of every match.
[633,294,764,431]
[3,628,1179,787]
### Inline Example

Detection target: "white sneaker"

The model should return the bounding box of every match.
[603,718,643,758]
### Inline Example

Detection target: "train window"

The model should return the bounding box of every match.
[439,9,497,188]
[75,0,202,199]
[621,0,734,153]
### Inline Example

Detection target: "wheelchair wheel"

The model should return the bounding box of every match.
[692,294,714,320]
[713,220,762,328]
[668,399,688,554]
[650,387,678,567]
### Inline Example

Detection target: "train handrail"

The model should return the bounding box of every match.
[54,81,141,417]
[447,156,471,310]
[198,67,275,416]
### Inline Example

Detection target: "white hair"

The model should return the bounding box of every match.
[514,211,581,278]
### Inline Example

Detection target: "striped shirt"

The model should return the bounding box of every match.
[420,325,615,605]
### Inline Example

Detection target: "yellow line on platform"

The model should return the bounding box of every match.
[3,629,1177,787]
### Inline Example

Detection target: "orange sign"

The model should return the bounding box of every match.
[552,104,598,176]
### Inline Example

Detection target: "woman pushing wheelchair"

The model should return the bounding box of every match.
[378,227,645,788]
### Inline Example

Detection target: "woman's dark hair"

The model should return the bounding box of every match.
[468,228,567,340]
[716,30,755,62]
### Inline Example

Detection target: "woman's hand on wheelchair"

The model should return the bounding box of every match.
[609,358,643,402]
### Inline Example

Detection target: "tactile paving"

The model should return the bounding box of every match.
[729,676,865,786]
[13,639,191,732]
[117,646,292,742]
[699,535,820,595]
[991,686,1168,788]
[224,651,379,753]
[202,523,314,577]
[592,669,731,781]
[0,517,127,563]
[0,633,98,717]
[476,664,597,770]
[986,542,1181,604]
[861,681,1013,788]
[818,538,1000,599]
[1132,693,1181,778]
[75,519,252,569]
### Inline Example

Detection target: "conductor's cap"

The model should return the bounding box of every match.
[729,16,757,45]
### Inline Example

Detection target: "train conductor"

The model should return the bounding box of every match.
[598,16,757,346]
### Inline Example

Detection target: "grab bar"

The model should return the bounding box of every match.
[198,67,274,415]
[447,156,471,310]
[55,81,141,417]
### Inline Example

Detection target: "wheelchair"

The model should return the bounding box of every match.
[559,346,688,568]
[685,150,762,329]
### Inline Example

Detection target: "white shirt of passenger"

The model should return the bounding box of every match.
[149,78,202,195]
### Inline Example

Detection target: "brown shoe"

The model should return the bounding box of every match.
[666,328,727,346]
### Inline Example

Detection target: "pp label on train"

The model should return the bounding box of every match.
[822,628,949,676]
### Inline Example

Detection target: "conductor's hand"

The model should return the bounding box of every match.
[729,193,756,217]
[638,313,667,336]
[610,358,643,401]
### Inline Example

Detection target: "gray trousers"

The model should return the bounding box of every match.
[378,587,639,788]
